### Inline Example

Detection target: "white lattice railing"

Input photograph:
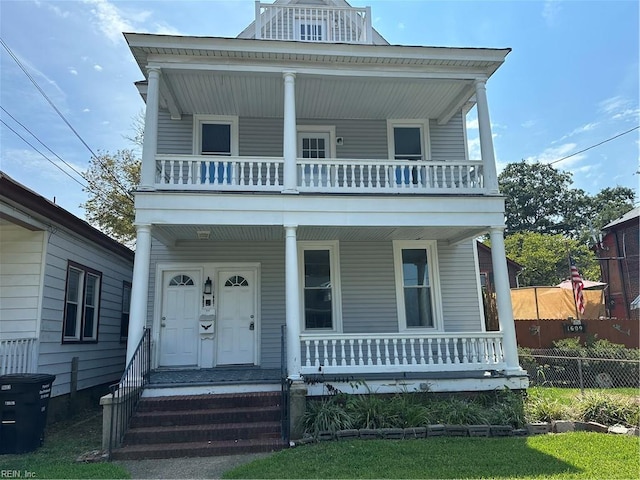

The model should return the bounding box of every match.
[255,2,372,44]
[155,155,484,194]
[300,333,505,375]
[1,338,38,375]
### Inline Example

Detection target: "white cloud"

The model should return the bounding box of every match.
[521,120,536,129]
[525,143,586,168]
[153,21,184,36]
[398,22,405,30]
[555,122,600,142]
[83,0,135,44]
[35,0,70,19]
[69,68,78,76]
[466,118,479,130]
[542,0,561,27]
[467,136,480,159]
[83,108,90,113]
[599,95,640,121]
[93,64,103,72]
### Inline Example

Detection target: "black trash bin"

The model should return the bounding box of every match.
[0,374,56,454]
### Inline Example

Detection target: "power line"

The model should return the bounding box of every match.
[1,119,88,189]
[1,106,88,184]
[549,125,640,165]
[0,36,134,202]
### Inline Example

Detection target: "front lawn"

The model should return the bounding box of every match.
[224,433,640,479]
[0,409,129,479]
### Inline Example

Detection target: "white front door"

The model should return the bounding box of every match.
[216,269,257,365]
[159,272,199,367]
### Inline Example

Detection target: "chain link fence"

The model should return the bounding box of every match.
[519,348,640,391]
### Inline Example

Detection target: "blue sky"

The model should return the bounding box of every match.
[1,0,638,220]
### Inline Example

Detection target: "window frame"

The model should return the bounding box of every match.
[120,281,132,343]
[298,241,342,333]
[386,119,431,161]
[392,240,443,332]
[295,18,327,41]
[62,261,102,344]
[193,115,239,156]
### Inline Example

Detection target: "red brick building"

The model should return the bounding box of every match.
[594,208,639,320]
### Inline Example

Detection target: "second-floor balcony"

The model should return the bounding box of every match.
[254,1,373,44]
[155,155,484,194]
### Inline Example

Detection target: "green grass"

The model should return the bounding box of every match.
[224,433,639,479]
[529,387,640,404]
[0,409,129,479]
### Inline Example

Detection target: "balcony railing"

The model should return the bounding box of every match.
[155,155,484,194]
[1,338,38,375]
[255,1,372,44]
[299,332,506,375]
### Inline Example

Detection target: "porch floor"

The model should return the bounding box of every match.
[149,367,281,387]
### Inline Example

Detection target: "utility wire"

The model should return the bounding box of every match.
[549,125,640,165]
[1,119,88,189]
[0,37,134,202]
[1,106,88,184]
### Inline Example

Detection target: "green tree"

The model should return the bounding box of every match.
[585,186,635,235]
[82,150,139,245]
[498,161,588,237]
[503,232,599,287]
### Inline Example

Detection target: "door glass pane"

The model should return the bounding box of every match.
[300,136,327,159]
[201,123,231,155]
[394,127,422,160]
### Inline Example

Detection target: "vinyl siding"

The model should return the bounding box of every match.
[149,238,483,367]
[38,229,133,397]
[157,111,193,154]
[0,224,44,339]
[430,111,467,162]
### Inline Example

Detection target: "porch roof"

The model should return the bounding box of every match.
[125,34,510,123]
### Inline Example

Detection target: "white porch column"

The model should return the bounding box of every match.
[140,67,160,190]
[285,225,301,380]
[489,227,522,373]
[126,224,152,364]
[282,71,298,194]
[474,78,499,194]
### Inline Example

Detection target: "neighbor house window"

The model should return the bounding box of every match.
[299,242,342,331]
[393,241,441,330]
[120,281,131,342]
[63,262,102,343]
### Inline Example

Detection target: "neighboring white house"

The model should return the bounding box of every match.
[124,0,527,395]
[0,172,134,417]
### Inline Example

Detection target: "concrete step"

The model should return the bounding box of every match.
[111,438,286,460]
[130,405,281,428]
[137,392,281,412]
[124,421,282,445]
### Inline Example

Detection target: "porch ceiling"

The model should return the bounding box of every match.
[151,225,486,246]
[160,70,472,120]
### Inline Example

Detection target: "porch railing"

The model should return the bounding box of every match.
[300,332,506,375]
[0,338,38,375]
[108,328,151,457]
[154,155,484,194]
[255,2,372,44]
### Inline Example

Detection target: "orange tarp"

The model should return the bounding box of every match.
[511,287,606,320]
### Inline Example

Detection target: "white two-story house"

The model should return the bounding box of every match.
[124,0,527,396]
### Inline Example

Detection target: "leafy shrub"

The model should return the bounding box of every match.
[576,392,640,427]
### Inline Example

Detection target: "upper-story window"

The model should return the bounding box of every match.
[298,20,325,41]
[193,115,239,156]
[387,120,430,161]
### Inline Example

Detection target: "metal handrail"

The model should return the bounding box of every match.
[108,328,151,458]
[280,324,291,443]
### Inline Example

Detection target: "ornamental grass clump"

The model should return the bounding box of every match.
[524,391,572,423]
[576,392,640,427]
[302,395,353,436]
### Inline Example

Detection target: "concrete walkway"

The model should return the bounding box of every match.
[115,452,272,479]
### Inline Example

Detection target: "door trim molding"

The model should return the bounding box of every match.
[297,125,337,158]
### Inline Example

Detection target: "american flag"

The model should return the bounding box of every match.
[570,258,585,315]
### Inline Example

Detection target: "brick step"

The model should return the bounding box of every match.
[124,421,282,445]
[111,438,286,460]
[138,392,281,412]
[130,405,281,428]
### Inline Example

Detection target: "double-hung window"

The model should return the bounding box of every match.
[299,242,341,331]
[120,281,131,342]
[194,115,238,184]
[387,120,430,185]
[63,262,102,343]
[393,241,441,330]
